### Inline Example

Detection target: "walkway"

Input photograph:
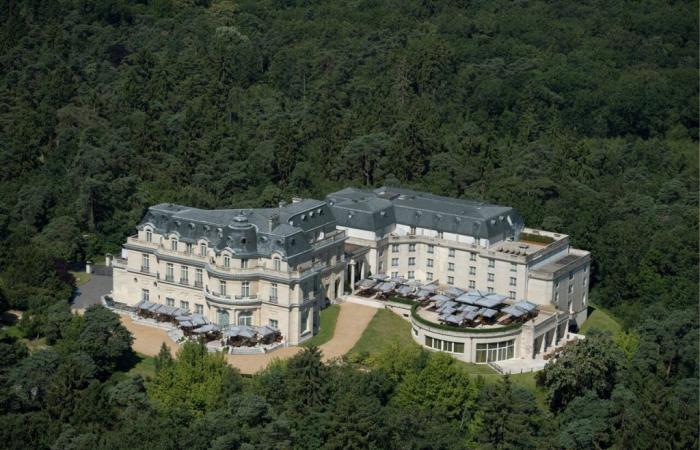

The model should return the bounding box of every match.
[119,302,377,374]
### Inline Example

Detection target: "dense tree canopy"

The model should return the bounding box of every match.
[0,0,697,448]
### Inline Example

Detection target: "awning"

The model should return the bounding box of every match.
[376,281,396,293]
[415,289,432,298]
[396,285,413,296]
[356,279,378,289]
[477,308,499,318]
[501,305,527,318]
[370,273,389,281]
[421,283,439,293]
[431,294,451,302]
[258,325,278,338]
[223,325,256,339]
[445,287,466,298]
[513,300,537,312]
[193,324,220,334]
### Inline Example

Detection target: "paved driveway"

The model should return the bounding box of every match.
[120,302,378,374]
[72,274,112,311]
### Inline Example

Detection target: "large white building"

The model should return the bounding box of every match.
[112,186,590,356]
[112,199,346,345]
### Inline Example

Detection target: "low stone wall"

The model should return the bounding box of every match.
[344,295,386,309]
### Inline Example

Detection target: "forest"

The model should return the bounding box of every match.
[0,0,697,448]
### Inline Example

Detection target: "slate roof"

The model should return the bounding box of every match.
[137,199,339,262]
[327,186,524,241]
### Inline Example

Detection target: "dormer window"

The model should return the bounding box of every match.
[241,259,248,269]
[200,243,207,256]
[273,258,281,271]
[145,230,152,243]
[224,255,230,268]
[171,239,178,251]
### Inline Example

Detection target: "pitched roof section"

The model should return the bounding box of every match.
[139,199,337,261]
[327,186,524,241]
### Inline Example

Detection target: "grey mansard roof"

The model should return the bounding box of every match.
[137,199,338,262]
[326,186,524,241]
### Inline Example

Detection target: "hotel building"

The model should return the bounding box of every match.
[112,199,347,345]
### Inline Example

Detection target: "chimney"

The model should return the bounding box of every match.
[268,213,280,231]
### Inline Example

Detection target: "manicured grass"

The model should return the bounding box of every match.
[303,304,341,347]
[70,271,92,287]
[349,309,418,357]
[580,304,622,337]
[127,353,157,379]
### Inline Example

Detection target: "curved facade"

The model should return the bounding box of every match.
[409,304,570,363]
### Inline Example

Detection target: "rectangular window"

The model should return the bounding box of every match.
[409,226,416,235]
[443,341,453,352]
[448,276,454,285]
[241,259,248,268]
[379,261,384,271]
[141,254,149,272]
[509,291,516,299]
[437,231,443,239]
[408,270,415,279]
[166,263,174,281]
[142,289,150,302]
[224,256,230,268]
[448,248,455,258]
[220,280,227,297]
[166,297,174,307]
[391,258,399,267]
[425,336,433,347]
[487,287,494,293]
[426,272,433,281]
[454,342,465,353]
[241,281,250,297]
[409,243,416,252]
[391,272,399,278]
[408,257,416,266]
[145,230,152,243]
[270,283,278,302]
[195,268,203,287]
[487,273,494,282]
[488,258,495,268]
[180,300,189,311]
[195,304,203,315]
[427,258,434,268]
[448,262,455,272]
[171,239,178,251]
[186,243,193,255]
[469,266,476,275]
[509,277,516,286]
[180,266,189,284]
[238,311,253,326]
[470,252,477,261]
[391,244,399,253]
[427,245,434,254]
[200,243,207,256]
[510,263,517,272]
[269,319,279,329]
[469,280,476,289]
[475,340,514,363]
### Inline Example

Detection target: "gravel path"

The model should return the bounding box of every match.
[119,302,377,374]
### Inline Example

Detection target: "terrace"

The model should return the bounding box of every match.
[351,276,541,332]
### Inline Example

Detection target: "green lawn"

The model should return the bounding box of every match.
[580,304,622,337]
[349,308,418,358]
[303,304,341,347]
[70,271,91,287]
[126,353,157,379]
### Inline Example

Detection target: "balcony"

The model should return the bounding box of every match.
[194,280,203,288]
[269,296,278,304]
[179,278,189,286]
[165,275,174,282]
[140,266,150,273]
[203,288,261,306]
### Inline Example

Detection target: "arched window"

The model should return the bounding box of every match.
[238,310,253,326]
[217,309,230,327]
